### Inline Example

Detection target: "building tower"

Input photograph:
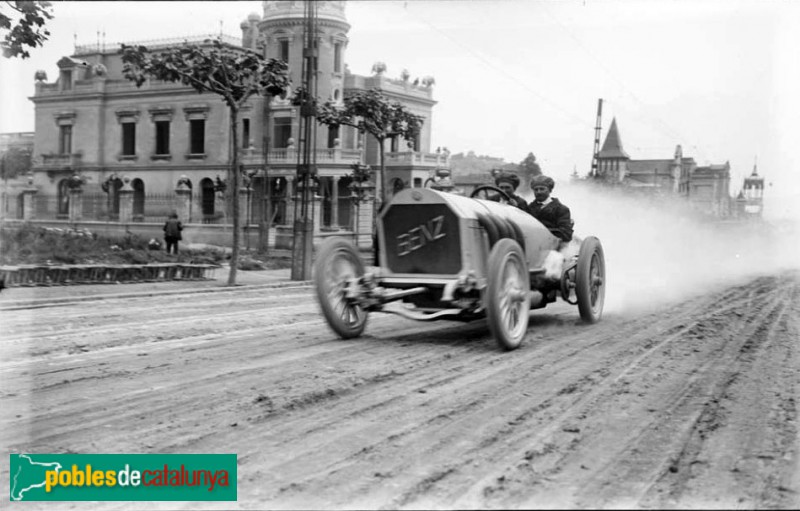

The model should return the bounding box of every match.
[245,1,350,151]
[596,117,629,185]
[742,163,764,219]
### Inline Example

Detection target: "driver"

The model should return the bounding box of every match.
[527,175,573,242]
[494,172,528,211]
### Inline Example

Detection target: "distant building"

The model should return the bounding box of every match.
[0,132,34,155]
[593,116,762,220]
[734,165,765,220]
[19,0,448,237]
[0,132,35,220]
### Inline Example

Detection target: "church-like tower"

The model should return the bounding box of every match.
[741,164,764,219]
[595,117,629,184]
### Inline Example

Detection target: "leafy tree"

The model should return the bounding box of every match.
[1,1,53,58]
[0,145,32,179]
[314,88,423,204]
[520,152,542,177]
[120,38,290,285]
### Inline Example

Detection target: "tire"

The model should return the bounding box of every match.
[485,238,531,350]
[313,238,368,338]
[575,236,606,323]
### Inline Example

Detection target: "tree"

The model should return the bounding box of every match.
[1,1,53,59]
[120,38,291,286]
[314,88,423,204]
[0,145,32,179]
[520,152,542,177]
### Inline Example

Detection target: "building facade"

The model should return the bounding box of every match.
[593,117,762,220]
[22,0,449,243]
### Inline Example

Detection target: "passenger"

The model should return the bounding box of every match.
[527,175,573,242]
[494,172,528,211]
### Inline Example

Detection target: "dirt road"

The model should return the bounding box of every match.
[2,272,799,509]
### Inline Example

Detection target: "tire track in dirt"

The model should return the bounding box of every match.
[2,274,798,510]
[231,276,788,509]
[207,278,791,508]
[475,275,799,510]
[636,279,800,509]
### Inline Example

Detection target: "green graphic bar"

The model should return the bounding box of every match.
[9,454,237,501]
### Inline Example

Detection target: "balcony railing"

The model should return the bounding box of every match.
[241,148,363,165]
[39,153,83,168]
[385,151,450,167]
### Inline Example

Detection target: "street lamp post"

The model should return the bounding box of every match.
[290,0,318,281]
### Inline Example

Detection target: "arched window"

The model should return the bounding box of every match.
[201,178,215,218]
[132,178,145,221]
[57,179,70,218]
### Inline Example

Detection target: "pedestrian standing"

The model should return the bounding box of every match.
[163,211,183,255]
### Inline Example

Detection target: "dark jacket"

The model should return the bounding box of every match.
[507,193,528,211]
[163,218,183,240]
[527,198,573,242]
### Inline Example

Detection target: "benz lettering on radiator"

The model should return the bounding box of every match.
[397,215,446,257]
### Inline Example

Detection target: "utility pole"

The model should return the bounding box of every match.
[291,0,318,280]
[590,98,603,178]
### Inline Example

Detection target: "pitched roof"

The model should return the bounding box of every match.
[627,160,672,176]
[598,117,630,159]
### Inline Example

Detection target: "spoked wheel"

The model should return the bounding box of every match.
[485,238,531,350]
[575,236,606,323]
[313,238,368,338]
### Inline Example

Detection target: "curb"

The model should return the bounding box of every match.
[0,280,313,310]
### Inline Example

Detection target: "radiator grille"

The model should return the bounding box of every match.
[382,204,462,274]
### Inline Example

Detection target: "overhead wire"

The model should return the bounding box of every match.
[401,2,592,130]
[535,1,712,163]
[401,1,715,166]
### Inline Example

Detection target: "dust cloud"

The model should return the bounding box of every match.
[551,182,800,314]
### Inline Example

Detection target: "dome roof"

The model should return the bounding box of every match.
[262,0,348,24]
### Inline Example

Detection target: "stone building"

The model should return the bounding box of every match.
[22,0,448,245]
[594,117,762,219]
[0,132,36,220]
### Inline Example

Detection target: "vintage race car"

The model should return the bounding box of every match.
[313,185,606,350]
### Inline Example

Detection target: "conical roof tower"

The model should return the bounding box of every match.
[598,117,629,159]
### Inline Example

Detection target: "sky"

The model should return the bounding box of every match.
[1,0,799,221]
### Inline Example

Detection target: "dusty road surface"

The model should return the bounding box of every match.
[2,272,799,510]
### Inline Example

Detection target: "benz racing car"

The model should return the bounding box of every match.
[313,185,606,350]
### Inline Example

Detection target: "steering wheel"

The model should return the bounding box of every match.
[470,185,511,204]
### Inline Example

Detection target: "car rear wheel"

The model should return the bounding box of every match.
[313,238,368,338]
[575,236,606,323]
[486,238,530,350]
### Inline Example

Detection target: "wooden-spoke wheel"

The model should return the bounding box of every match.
[313,238,368,338]
[485,238,530,350]
[575,236,606,323]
